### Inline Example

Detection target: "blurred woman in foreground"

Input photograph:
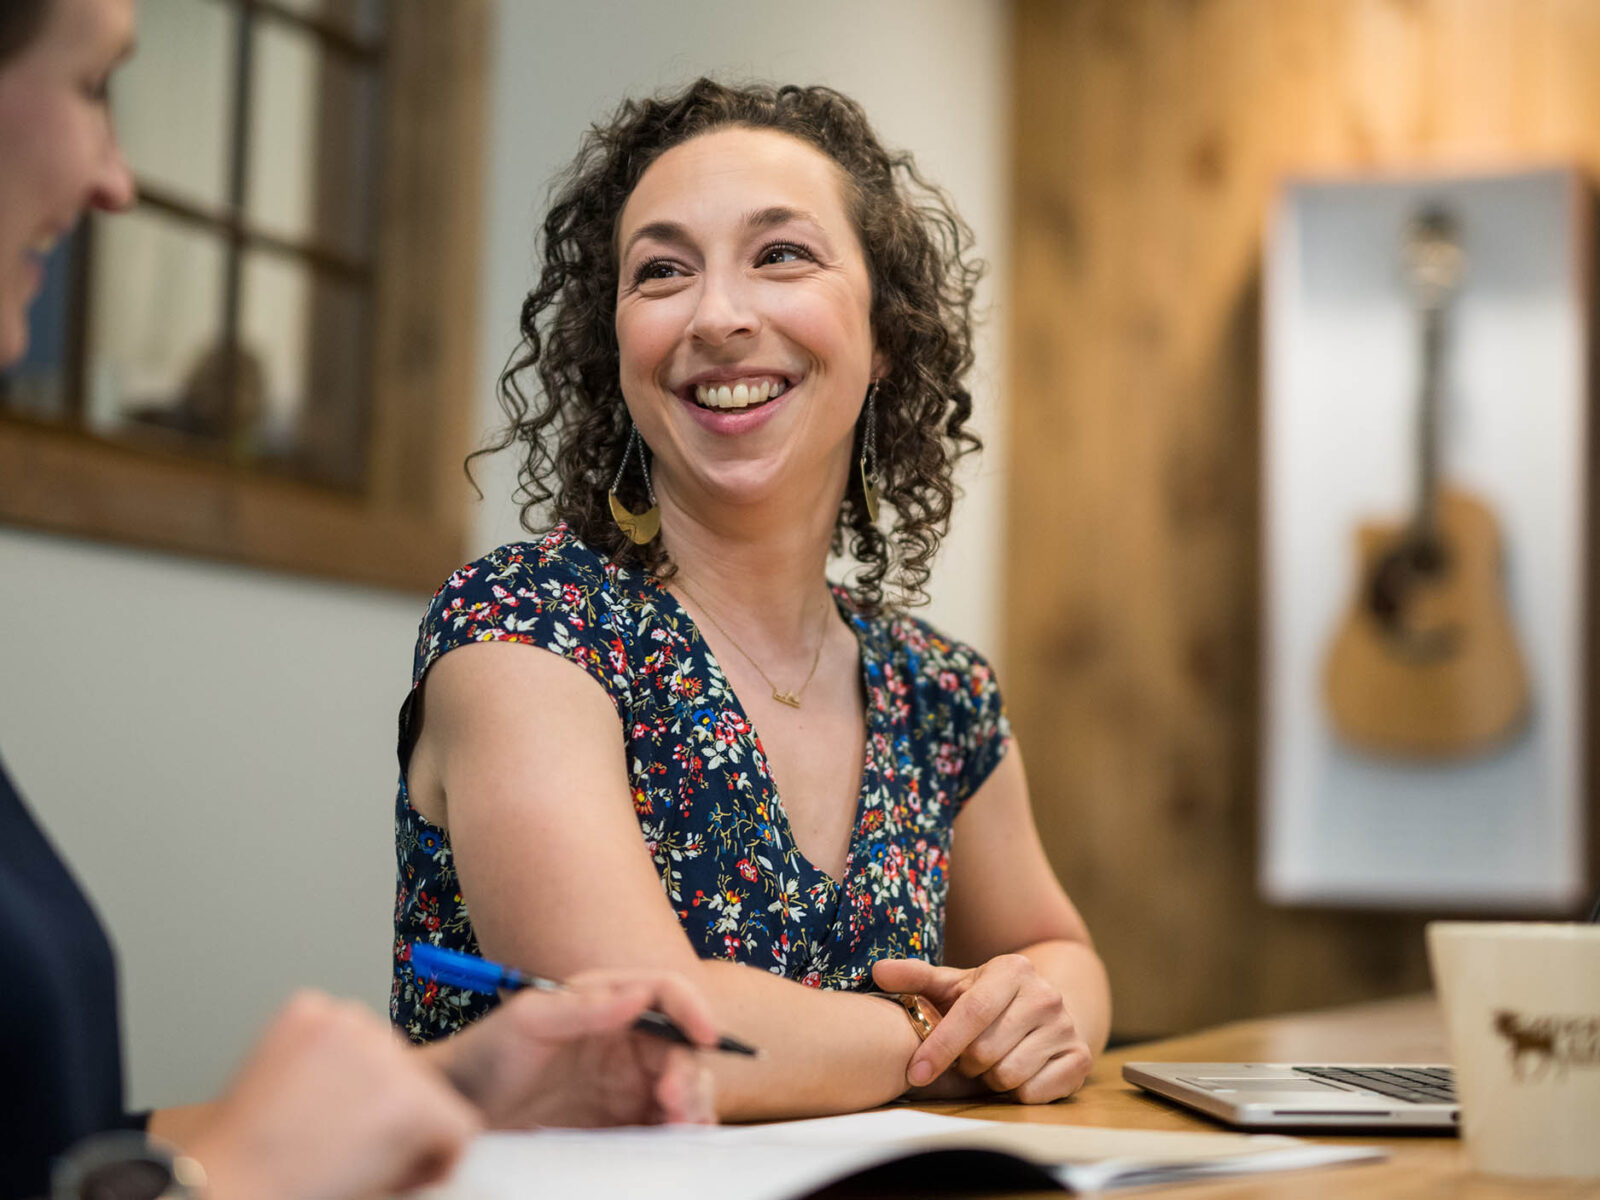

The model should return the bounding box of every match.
[0,2,717,1197]
[393,79,1111,1119]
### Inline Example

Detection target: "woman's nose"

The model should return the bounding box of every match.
[90,141,138,214]
[688,269,759,346]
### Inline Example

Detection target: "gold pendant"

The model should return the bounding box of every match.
[608,491,660,544]
[772,689,802,709]
[859,459,880,524]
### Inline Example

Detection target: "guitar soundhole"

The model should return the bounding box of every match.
[1365,538,1460,660]
[1408,538,1449,575]
[1367,538,1450,621]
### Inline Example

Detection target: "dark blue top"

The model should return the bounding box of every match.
[0,753,142,1198]
[391,525,1010,1041]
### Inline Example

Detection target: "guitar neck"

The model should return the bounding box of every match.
[1414,300,1445,541]
[1404,207,1463,548]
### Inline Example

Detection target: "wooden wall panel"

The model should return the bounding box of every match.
[1009,0,1600,1037]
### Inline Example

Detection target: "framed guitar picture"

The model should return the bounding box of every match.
[1261,165,1593,911]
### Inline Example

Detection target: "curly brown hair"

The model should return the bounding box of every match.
[0,0,49,66]
[475,77,984,614]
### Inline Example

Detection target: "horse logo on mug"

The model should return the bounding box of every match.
[1492,1009,1600,1081]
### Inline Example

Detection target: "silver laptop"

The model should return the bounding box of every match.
[1123,1062,1459,1130]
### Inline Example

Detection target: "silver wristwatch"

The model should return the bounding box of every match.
[51,1131,206,1200]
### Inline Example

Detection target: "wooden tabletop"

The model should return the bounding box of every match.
[903,995,1600,1199]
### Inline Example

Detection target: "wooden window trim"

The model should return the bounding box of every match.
[0,0,487,594]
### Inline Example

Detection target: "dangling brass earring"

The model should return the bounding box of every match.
[607,424,660,544]
[858,381,881,524]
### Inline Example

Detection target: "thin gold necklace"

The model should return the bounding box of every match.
[674,580,828,709]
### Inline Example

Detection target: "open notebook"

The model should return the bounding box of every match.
[423,1108,1385,1198]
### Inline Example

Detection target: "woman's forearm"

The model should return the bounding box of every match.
[1018,938,1112,1055]
[690,960,924,1120]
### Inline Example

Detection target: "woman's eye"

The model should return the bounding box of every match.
[758,241,812,266]
[632,258,682,285]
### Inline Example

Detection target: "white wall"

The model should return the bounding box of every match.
[0,529,420,1109]
[0,0,1009,1111]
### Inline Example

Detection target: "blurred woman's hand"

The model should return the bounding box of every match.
[185,990,480,1200]
[872,955,1093,1104]
[423,968,718,1129]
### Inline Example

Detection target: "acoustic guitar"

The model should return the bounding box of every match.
[1322,207,1530,759]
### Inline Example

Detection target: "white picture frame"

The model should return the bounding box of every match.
[1261,165,1592,910]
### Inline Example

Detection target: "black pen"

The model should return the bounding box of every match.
[409,941,759,1056]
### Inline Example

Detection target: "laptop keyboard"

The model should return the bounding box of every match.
[1295,1066,1456,1104]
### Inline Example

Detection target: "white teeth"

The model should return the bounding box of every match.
[692,379,784,410]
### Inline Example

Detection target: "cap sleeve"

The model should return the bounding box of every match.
[874,610,1014,822]
[398,532,630,772]
[951,646,1011,812]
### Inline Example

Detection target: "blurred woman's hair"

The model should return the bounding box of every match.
[0,0,49,66]
[476,77,985,614]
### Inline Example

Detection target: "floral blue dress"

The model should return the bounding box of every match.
[391,524,1009,1041]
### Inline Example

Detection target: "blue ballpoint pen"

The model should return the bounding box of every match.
[408,941,759,1057]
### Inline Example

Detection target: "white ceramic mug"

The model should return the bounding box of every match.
[1426,921,1600,1179]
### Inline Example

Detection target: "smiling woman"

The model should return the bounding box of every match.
[393,79,1113,1122]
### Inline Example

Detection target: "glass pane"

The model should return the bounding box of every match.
[114,0,236,210]
[240,250,370,488]
[247,19,383,259]
[83,209,229,448]
[268,0,387,44]
[0,236,78,421]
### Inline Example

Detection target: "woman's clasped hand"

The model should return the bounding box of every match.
[874,956,1094,1104]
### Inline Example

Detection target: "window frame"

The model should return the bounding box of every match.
[0,0,487,594]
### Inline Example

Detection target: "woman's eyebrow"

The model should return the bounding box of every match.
[744,206,825,234]
[621,220,693,260]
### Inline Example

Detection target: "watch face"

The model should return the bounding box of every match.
[51,1132,195,1200]
[73,1160,173,1200]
